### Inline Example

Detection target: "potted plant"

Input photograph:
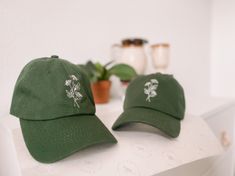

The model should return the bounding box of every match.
[79,61,137,104]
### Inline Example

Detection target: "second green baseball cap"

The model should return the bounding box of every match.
[112,73,185,138]
[10,55,117,163]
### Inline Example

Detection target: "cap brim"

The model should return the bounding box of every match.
[20,114,117,163]
[112,107,180,138]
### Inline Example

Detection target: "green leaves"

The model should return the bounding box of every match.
[79,60,137,83]
[107,64,137,81]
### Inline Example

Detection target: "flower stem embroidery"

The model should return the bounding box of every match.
[144,79,159,102]
[65,75,83,108]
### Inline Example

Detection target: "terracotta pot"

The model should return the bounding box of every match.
[91,80,111,104]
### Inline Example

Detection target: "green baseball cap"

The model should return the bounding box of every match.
[112,73,185,138]
[10,55,117,163]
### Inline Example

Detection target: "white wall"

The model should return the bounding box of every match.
[210,0,235,162]
[210,0,235,98]
[0,0,212,116]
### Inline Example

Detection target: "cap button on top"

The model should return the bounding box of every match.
[51,55,59,58]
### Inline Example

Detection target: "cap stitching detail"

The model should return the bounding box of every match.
[65,75,83,109]
[144,79,159,102]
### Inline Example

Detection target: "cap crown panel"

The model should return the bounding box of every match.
[10,57,95,120]
[124,73,185,120]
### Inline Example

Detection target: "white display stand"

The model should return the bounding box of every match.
[0,98,228,176]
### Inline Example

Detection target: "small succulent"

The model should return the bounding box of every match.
[144,79,159,102]
[65,75,83,108]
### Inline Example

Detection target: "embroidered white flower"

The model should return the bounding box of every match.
[65,80,71,86]
[71,75,78,81]
[65,75,83,108]
[144,79,159,102]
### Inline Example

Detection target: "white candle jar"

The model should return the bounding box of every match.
[111,38,148,75]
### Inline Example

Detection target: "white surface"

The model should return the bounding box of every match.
[186,96,235,118]
[155,156,220,176]
[210,0,235,98]
[186,96,235,176]
[0,0,212,117]
[0,100,222,176]
[0,123,21,176]
[150,96,235,176]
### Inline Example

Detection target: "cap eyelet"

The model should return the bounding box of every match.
[51,55,59,58]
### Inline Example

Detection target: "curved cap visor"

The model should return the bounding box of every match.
[112,107,180,138]
[20,115,117,163]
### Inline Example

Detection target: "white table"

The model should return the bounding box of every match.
[0,97,234,176]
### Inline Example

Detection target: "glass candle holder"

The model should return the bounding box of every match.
[151,43,170,73]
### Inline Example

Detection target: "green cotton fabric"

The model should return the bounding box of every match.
[11,57,95,120]
[112,73,185,138]
[20,115,116,163]
[10,56,117,163]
